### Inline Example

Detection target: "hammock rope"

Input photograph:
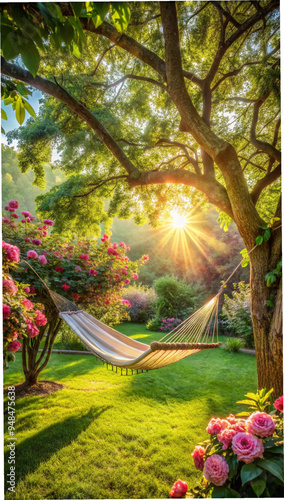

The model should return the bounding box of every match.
[21,241,260,374]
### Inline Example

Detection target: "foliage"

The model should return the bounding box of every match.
[221,283,254,348]
[188,389,284,498]
[224,338,245,353]
[57,323,87,351]
[2,240,46,369]
[122,284,156,323]
[265,259,282,288]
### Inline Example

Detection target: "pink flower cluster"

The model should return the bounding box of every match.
[3,278,17,296]
[2,241,20,263]
[79,253,89,261]
[169,479,188,498]
[121,299,131,307]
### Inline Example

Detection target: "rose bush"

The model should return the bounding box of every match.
[169,389,284,498]
[3,201,149,385]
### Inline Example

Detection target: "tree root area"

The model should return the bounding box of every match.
[4,380,65,398]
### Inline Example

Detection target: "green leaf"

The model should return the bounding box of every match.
[92,2,110,27]
[1,31,20,60]
[212,486,229,498]
[20,39,40,77]
[265,445,284,454]
[241,463,263,485]
[235,411,251,417]
[15,97,25,125]
[71,2,84,17]
[237,399,257,406]
[263,229,271,242]
[23,99,36,119]
[1,108,7,120]
[255,235,264,245]
[1,126,6,134]
[251,474,267,497]
[111,2,131,32]
[267,274,276,287]
[244,392,259,401]
[70,40,81,58]
[257,458,284,483]
[226,488,241,498]
[59,21,74,45]
[267,298,275,307]
[261,387,274,402]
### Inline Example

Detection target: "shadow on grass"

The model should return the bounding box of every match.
[4,405,111,487]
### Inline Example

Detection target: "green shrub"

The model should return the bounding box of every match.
[146,275,204,331]
[122,284,157,323]
[224,337,245,352]
[221,282,254,347]
[57,323,87,351]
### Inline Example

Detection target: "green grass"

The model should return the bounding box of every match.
[4,323,256,500]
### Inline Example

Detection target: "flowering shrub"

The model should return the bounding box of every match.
[122,285,157,323]
[2,243,46,369]
[221,282,254,347]
[174,389,284,498]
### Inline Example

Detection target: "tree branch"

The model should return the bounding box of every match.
[251,164,281,205]
[89,44,115,76]
[250,97,281,163]
[73,175,128,198]
[1,57,140,178]
[94,73,166,90]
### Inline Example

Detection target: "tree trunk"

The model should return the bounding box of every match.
[250,243,283,398]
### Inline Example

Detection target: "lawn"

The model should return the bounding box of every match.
[4,323,257,500]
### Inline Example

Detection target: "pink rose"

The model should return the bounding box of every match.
[101,234,109,241]
[38,255,47,265]
[274,396,283,412]
[62,283,70,291]
[24,287,30,293]
[12,213,19,219]
[120,241,126,248]
[105,299,111,305]
[246,412,276,438]
[204,454,229,486]
[27,250,38,260]
[232,432,264,463]
[32,238,41,246]
[8,200,19,209]
[206,418,229,435]
[217,427,237,450]
[2,241,20,263]
[25,238,31,243]
[89,269,98,276]
[131,273,138,280]
[55,266,64,272]
[3,279,17,296]
[170,479,188,498]
[72,293,80,300]
[231,419,246,433]
[3,304,11,319]
[143,255,149,261]
[112,243,118,249]
[26,321,39,338]
[8,340,22,352]
[22,211,31,217]
[21,298,34,310]
[8,207,15,212]
[124,279,130,285]
[34,309,47,327]
[43,219,54,226]
[192,446,205,471]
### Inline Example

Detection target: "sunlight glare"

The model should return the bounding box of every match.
[171,211,187,229]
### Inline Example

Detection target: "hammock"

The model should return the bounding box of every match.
[23,242,259,374]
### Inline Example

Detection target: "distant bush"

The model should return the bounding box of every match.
[224,337,245,352]
[221,282,254,347]
[57,324,87,351]
[147,275,204,331]
[122,285,157,323]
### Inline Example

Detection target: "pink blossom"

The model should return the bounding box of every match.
[3,241,20,262]
[169,479,188,498]
[75,266,82,273]
[62,283,70,291]
[274,396,283,412]
[8,340,21,352]
[21,298,34,310]
[3,279,17,296]
[192,446,205,471]
[21,219,26,223]
[105,300,111,305]
[24,287,30,293]
[232,432,264,463]
[121,269,127,275]
[160,327,164,330]
[126,245,130,250]
[27,250,38,260]
[43,219,54,226]
[22,211,31,217]
[231,419,246,433]
[112,243,118,249]
[12,213,19,219]
[4,205,9,211]
[67,253,72,258]
[120,242,126,248]
[124,265,128,269]
[206,418,229,435]
[26,217,31,223]
[26,321,39,338]
[25,238,31,243]
[124,256,129,261]
[7,331,18,341]
[131,273,138,280]
[34,309,47,327]
[55,266,64,272]
[72,293,80,300]
[2,218,9,223]
[30,216,36,221]
[8,200,19,209]
[217,427,237,450]
[42,225,48,230]
[107,247,114,255]
[124,279,130,285]
[8,207,15,212]
[204,455,229,486]
[38,255,47,265]
[3,304,11,319]
[89,269,98,276]
[30,287,36,293]
[121,299,131,307]
[101,234,109,241]
[246,411,276,438]
[143,255,149,261]
[79,253,89,261]
[32,238,41,246]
